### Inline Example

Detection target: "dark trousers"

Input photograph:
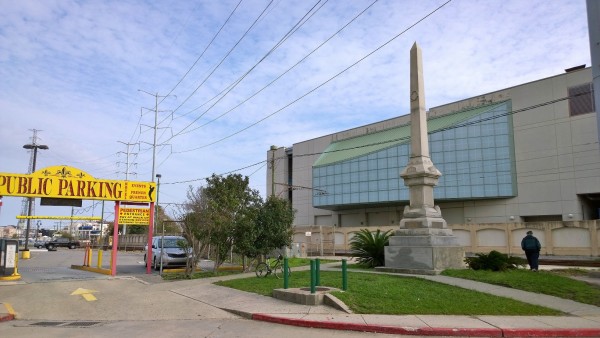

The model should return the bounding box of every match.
[525,250,539,270]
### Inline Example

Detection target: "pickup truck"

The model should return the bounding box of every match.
[45,238,81,250]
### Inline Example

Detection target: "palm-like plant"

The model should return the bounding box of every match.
[349,228,392,267]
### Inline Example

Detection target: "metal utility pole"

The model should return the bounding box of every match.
[22,129,49,251]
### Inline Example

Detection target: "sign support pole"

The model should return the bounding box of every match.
[111,201,121,276]
[147,202,155,274]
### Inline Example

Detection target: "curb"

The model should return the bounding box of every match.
[0,303,15,322]
[252,313,600,337]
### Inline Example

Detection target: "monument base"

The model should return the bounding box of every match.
[381,222,465,275]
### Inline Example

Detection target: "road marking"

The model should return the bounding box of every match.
[70,288,98,301]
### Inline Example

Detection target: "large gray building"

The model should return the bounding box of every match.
[267,66,599,235]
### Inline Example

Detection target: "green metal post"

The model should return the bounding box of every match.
[310,260,316,294]
[342,259,348,291]
[283,257,289,289]
[315,258,320,286]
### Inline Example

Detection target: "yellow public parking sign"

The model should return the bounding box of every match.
[0,165,156,202]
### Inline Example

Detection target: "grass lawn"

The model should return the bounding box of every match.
[215,270,562,316]
[442,268,600,307]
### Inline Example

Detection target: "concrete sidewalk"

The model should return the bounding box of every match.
[3,260,600,337]
[167,262,600,337]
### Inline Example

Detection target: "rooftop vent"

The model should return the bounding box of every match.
[565,65,586,73]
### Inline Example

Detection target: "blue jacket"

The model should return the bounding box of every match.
[521,234,541,252]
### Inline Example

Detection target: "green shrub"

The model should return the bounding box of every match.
[465,250,527,271]
[350,228,392,267]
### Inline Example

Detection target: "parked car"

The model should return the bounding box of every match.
[144,236,190,270]
[34,240,47,249]
[45,237,81,251]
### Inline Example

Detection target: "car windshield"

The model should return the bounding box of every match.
[159,238,185,248]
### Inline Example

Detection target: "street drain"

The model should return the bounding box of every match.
[29,321,102,328]
[30,321,65,326]
[63,321,102,327]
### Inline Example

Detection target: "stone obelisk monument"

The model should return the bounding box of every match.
[380,43,464,275]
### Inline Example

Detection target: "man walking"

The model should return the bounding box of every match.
[521,230,541,271]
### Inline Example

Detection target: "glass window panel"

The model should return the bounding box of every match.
[445,174,457,186]
[482,148,496,160]
[378,158,386,168]
[443,140,456,151]
[399,189,409,200]
[434,187,445,199]
[350,172,359,183]
[443,128,455,138]
[326,166,334,175]
[359,160,368,170]
[469,137,482,149]
[342,183,350,193]
[334,185,341,194]
[368,181,378,191]
[399,145,409,156]
[369,191,378,201]
[457,161,469,172]
[351,161,359,172]
[334,164,342,174]
[455,127,468,138]
[387,157,398,168]
[377,150,387,159]
[360,192,369,202]
[343,194,351,204]
[497,173,512,184]
[388,168,398,178]
[444,151,457,163]
[468,125,481,137]
[457,150,469,162]
[379,191,388,201]
[335,194,342,204]
[484,175,498,185]
[496,147,510,159]
[469,149,482,161]
[313,177,319,186]
[368,170,377,180]
[459,173,471,185]
[481,124,494,135]
[350,193,359,203]
[471,185,484,197]
[368,159,378,170]
[484,185,498,196]
[431,152,443,163]
[499,184,514,195]
[378,180,388,190]
[359,181,368,191]
[458,185,470,197]
[430,131,442,141]
[378,168,388,179]
[482,137,495,147]
[342,173,350,183]
[485,162,497,172]
[368,153,377,160]
[389,189,399,200]
[351,182,359,193]
[389,179,399,189]
[342,162,350,173]
[359,171,368,181]
[497,160,511,171]
[334,175,342,184]
[430,141,442,152]
[387,147,398,156]
[456,138,469,150]
[444,162,457,175]
[446,186,458,197]
[469,162,483,174]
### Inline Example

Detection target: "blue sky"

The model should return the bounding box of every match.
[0,0,591,229]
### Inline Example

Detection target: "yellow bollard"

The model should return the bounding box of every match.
[21,250,30,260]
[97,250,103,269]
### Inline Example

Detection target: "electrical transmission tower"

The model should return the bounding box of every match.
[116,141,139,180]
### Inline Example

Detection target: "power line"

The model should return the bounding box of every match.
[172,0,451,153]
